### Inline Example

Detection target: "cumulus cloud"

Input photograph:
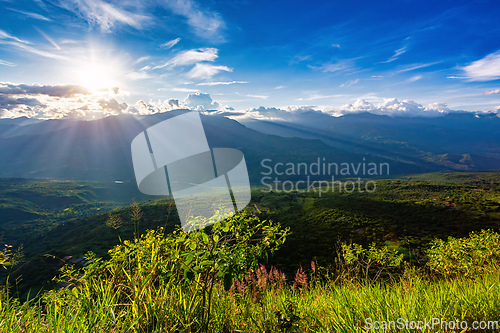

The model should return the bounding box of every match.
[226,99,453,122]
[230,105,323,121]
[187,63,232,79]
[485,88,500,95]
[97,98,127,113]
[331,98,449,117]
[0,85,230,119]
[461,50,500,81]
[184,92,220,110]
[0,95,43,109]
[0,82,125,119]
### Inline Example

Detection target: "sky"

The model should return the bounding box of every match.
[0,0,500,119]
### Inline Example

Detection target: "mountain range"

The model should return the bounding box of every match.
[0,110,499,185]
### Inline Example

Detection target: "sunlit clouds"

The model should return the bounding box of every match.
[1,0,500,118]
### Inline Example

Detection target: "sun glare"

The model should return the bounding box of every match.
[77,62,118,91]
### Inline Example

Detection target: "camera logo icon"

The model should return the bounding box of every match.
[131,111,251,231]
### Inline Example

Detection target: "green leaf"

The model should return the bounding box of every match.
[189,242,197,251]
[201,232,209,244]
[184,253,194,265]
[200,260,214,267]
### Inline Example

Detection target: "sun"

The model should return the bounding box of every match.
[76,62,118,91]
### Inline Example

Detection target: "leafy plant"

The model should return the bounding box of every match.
[57,210,289,332]
[427,229,500,277]
[0,245,12,269]
[342,242,404,281]
[275,299,302,332]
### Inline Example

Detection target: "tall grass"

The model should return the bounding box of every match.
[1,265,499,332]
[1,227,499,332]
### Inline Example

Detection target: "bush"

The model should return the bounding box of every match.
[341,243,404,281]
[426,229,500,277]
[54,211,289,332]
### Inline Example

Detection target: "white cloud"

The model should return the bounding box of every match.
[0,83,125,119]
[340,79,359,87]
[382,46,407,63]
[6,8,52,21]
[461,50,500,81]
[134,56,150,65]
[160,0,224,39]
[16,43,65,60]
[187,63,232,79]
[246,94,269,99]
[0,37,67,60]
[0,30,32,44]
[132,99,187,115]
[274,85,286,89]
[485,88,500,95]
[34,27,61,50]
[156,48,218,69]
[0,59,16,67]
[315,59,355,73]
[171,87,199,92]
[297,94,345,101]
[394,62,439,74]
[57,0,149,32]
[97,98,127,113]
[233,105,323,121]
[184,92,219,110]
[0,83,89,97]
[196,81,247,86]
[289,55,311,65]
[331,98,448,117]
[161,37,181,49]
[405,75,423,83]
[127,71,153,80]
[233,98,452,122]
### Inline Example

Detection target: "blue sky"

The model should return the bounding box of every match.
[0,0,500,119]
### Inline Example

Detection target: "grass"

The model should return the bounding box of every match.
[1,269,499,332]
[1,172,500,332]
[1,227,500,332]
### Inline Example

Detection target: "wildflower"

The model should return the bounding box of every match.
[293,265,308,289]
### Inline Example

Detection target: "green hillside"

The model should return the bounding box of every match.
[2,171,499,299]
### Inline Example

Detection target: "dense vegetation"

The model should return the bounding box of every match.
[0,171,499,331]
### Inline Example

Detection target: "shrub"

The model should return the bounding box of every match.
[55,211,289,332]
[341,243,404,281]
[426,229,500,277]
